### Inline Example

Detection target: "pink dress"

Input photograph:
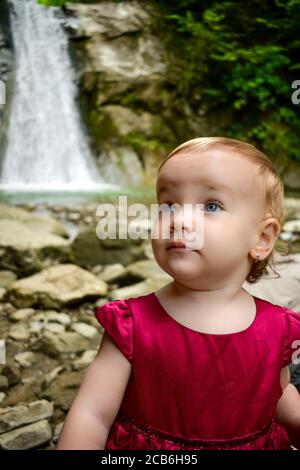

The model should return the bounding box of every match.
[94,292,300,450]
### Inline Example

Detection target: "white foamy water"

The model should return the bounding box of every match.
[0,0,118,192]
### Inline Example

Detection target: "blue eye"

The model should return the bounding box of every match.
[205,201,223,212]
[159,203,177,214]
[159,201,223,214]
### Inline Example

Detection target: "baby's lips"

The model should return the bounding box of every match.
[167,241,186,249]
[169,233,203,251]
[167,240,202,251]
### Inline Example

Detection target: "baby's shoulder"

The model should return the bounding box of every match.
[255,295,300,335]
[255,296,297,322]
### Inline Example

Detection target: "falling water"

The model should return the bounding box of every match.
[0,0,118,192]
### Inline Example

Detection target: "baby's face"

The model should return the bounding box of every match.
[151,147,269,289]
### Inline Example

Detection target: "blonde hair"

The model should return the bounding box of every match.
[157,137,287,284]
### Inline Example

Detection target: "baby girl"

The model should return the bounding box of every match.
[56,137,300,450]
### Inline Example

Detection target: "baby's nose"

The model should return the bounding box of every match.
[171,204,204,248]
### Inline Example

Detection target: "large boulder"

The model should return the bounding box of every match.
[32,331,91,358]
[0,419,52,450]
[0,203,69,238]
[125,259,170,280]
[71,227,145,266]
[64,1,166,81]
[0,399,53,434]
[5,264,108,308]
[0,203,72,276]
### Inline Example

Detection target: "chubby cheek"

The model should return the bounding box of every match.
[151,236,166,263]
[204,216,251,254]
[151,239,174,274]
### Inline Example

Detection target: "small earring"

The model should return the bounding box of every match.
[255,253,260,263]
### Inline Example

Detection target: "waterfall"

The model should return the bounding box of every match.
[0,0,118,192]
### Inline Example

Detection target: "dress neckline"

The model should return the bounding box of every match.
[151,291,261,337]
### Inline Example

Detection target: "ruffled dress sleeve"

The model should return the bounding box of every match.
[281,306,300,368]
[94,299,133,363]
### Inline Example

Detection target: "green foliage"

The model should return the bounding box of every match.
[123,132,166,153]
[38,0,71,6]
[37,0,122,5]
[154,0,300,164]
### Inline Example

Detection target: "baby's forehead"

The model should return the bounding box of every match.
[157,149,264,201]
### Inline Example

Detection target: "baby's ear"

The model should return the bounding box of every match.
[256,217,281,256]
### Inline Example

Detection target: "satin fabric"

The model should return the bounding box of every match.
[95,292,300,450]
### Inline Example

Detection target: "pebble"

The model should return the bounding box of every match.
[71,322,98,339]
[10,308,35,322]
[14,352,37,368]
[9,324,30,341]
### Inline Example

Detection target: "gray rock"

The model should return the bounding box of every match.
[99,105,170,137]
[71,322,98,339]
[283,220,300,233]
[31,311,72,327]
[14,352,37,368]
[97,263,126,283]
[2,381,42,408]
[284,198,300,220]
[72,228,144,266]
[0,270,17,288]
[40,370,85,411]
[0,203,69,237]
[125,259,171,281]
[10,308,35,322]
[9,323,30,341]
[43,323,66,335]
[91,265,103,275]
[6,264,108,308]
[0,376,9,392]
[33,331,90,358]
[109,277,171,300]
[0,302,16,317]
[1,364,21,386]
[0,419,52,450]
[45,311,72,326]
[63,1,151,39]
[64,2,165,81]
[41,366,64,389]
[0,219,71,276]
[96,145,144,187]
[53,422,63,443]
[72,350,97,370]
[0,399,53,434]
[0,287,5,300]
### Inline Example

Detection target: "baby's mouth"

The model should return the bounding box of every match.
[167,241,196,251]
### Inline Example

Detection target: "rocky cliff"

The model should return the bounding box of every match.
[62,0,230,187]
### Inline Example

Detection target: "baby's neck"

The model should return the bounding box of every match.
[155,282,256,334]
[170,280,247,307]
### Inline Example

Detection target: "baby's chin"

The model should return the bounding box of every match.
[161,260,205,280]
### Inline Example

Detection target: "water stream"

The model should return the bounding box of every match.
[0,0,118,193]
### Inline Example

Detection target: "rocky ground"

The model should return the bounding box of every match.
[0,199,299,450]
